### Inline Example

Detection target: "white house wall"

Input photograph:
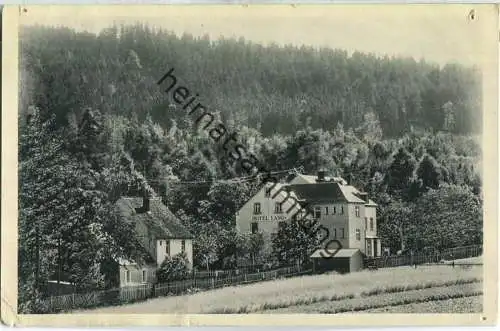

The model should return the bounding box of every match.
[346,203,366,253]
[236,184,302,234]
[156,239,193,267]
[309,203,350,249]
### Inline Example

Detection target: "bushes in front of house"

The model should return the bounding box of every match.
[156,252,191,283]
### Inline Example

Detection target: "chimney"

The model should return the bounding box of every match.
[143,195,150,212]
[317,170,326,182]
[358,192,369,203]
[134,192,151,214]
[286,172,296,183]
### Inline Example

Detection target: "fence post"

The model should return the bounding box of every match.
[211,277,214,289]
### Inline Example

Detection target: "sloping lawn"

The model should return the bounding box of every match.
[78,264,482,314]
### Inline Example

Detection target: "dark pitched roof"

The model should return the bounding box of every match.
[289,182,350,204]
[288,181,374,205]
[115,197,194,240]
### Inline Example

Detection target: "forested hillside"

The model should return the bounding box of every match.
[18,24,482,313]
[20,24,481,136]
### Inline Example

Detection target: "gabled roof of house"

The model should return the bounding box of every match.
[289,182,370,204]
[289,174,378,206]
[115,197,194,240]
[338,185,370,204]
[289,182,348,204]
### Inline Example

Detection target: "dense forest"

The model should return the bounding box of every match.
[18,24,482,312]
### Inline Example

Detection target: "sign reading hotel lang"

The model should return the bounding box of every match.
[252,215,288,222]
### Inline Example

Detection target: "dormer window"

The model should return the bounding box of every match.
[275,202,282,214]
[253,203,261,215]
[265,188,271,198]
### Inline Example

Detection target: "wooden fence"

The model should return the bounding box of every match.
[364,244,482,269]
[192,264,277,279]
[41,265,310,313]
[41,245,482,313]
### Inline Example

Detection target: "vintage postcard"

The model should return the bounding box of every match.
[1,4,498,327]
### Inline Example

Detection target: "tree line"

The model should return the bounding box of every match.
[18,24,482,313]
[21,24,481,137]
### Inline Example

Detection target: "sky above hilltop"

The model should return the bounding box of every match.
[18,5,496,67]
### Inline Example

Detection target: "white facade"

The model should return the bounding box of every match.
[236,183,302,234]
[235,174,381,257]
[156,238,193,267]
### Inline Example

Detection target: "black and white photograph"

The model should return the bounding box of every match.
[2,4,498,326]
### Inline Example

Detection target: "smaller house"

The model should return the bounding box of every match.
[310,248,364,274]
[107,196,194,287]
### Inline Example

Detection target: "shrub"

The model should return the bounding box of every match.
[156,252,191,283]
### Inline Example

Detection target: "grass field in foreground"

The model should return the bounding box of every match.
[264,282,482,313]
[357,295,483,313]
[80,263,482,314]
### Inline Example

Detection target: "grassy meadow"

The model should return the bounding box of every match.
[80,261,483,314]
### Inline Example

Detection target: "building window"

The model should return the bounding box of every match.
[340,206,344,214]
[253,203,261,215]
[126,270,131,283]
[332,228,337,238]
[251,222,258,234]
[159,240,162,246]
[314,206,321,219]
[370,218,374,231]
[340,228,345,239]
[333,206,336,214]
[325,207,329,215]
[142,269,147,283]
[275,202,283,214]
[265,188,271,198]
[165,240,170,255]
[355,206,360,217]
[181,240,186,253]
[356,229,361,241]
